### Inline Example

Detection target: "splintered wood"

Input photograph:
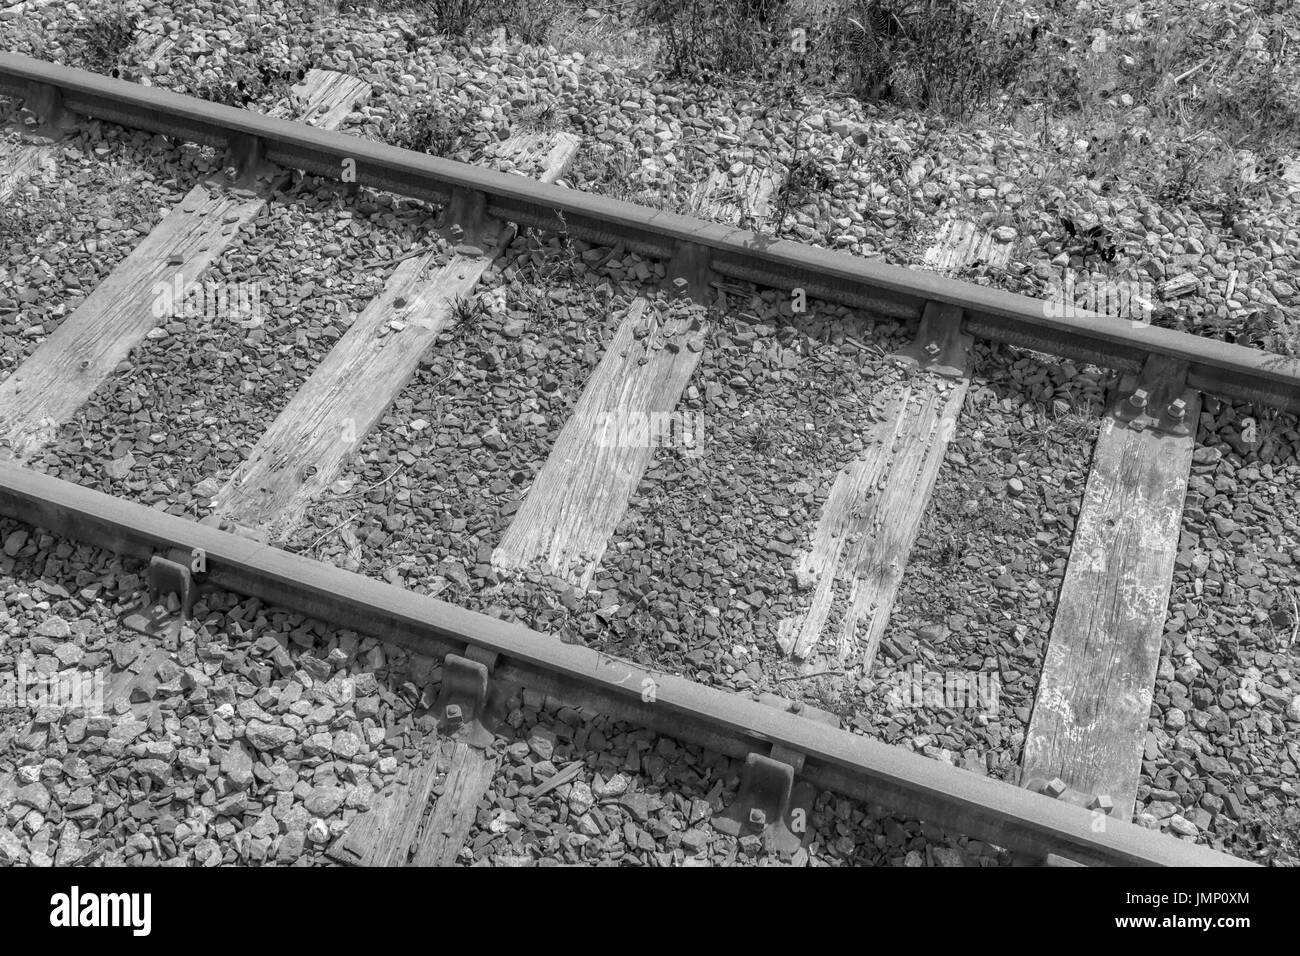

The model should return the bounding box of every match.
[0,70,371,463]
[699,166,778,224]
[1023,360,1199,821]
[209,250,468,538]
[232,130,578,866]
[211,131,580,539]
[0,142,52,203]
[777,303,972,665]
[492,298,707,590]
[332,740,497,867]
[922,219,1013,273]
[485,130,582,182]
[274,71,371,129]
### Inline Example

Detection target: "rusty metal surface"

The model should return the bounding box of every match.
[0,460,1253,867]
[2,53,1298,410]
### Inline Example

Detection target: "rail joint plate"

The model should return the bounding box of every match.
[890,300,970,379]
[119,552,203,646]
[713,751,815,857]
[440,186,506,257]
[1112,353,1195,437]
[222,132,282,191]
[663,241,715,307]
[433,652,497,749]
[22,82,77,140]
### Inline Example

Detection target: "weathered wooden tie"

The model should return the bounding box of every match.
[329,739,497,867]
[1023,354,1199,821]
[0,70,370,462]
[210,131,581,541]
[492,167,775,590]
[777,302,973,665]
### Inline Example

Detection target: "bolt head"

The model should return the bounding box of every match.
[1167,398,1187,420]
[748,808,767,827]
[1044,777,1068,798]
[1127,388,1149,410]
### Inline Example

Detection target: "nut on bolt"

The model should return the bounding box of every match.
[749,808,767,827]
[1090,793,1115,814]
[444,703,462,724]
[924,341,941,357]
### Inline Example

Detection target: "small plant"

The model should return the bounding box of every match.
[451,294,485,330]
[501,0,555,44]
[567,141,647,205]
[66,4,138,75]
[517,102,562,133]
[384,99,472,157]
[416,0,496,37]
[0,194,61,246]
[1195,31,1300,157]
[645,0,791,80]
[1265,305,1300,360]
[379,96,473,157]
[195,62,308,108]
[743,411,779,455]
[1157,137,1215,206]
[352,0,555,41]
[767,96,835,235]
[823,0,1045,118]
[775,154,835,224]
[1058,216,1118,263]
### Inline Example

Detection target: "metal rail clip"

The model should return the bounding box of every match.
[432,647,499,749]
[889,300,970,379]
[119,552,203,645]
[713,746,816,857]
[22,82,78,140]
[663,241,715,306]
[439,187,506,258]
[222,133,282,192]
[1112,354,1195,437]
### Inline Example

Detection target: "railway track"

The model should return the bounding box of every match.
[1,53,1294,867]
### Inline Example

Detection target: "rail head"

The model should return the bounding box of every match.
[0,460,1255,867]
[2,52,1298,411]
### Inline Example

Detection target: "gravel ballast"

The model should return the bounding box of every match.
[0,517,1007,866]
[2,0,1299,866]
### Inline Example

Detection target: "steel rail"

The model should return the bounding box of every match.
[0,462,1251,866]
[2,53,1299,411]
